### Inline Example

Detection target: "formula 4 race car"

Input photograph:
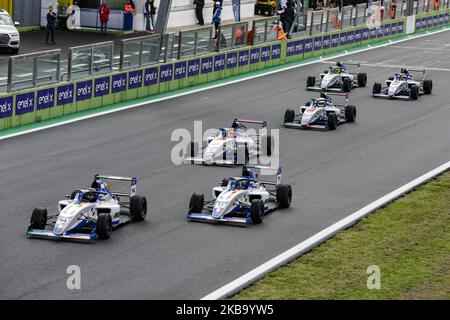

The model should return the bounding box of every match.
[306,62,367,92]
[283,92,356,130]
[372,68,432,100]
[184,119,272,166]
[26,175,148,242]
[187,166,292,226]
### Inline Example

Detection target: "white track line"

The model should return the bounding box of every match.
[1,27,449,142]
[202,160,450,300]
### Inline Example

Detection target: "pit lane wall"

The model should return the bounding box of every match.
[0,10,449,132]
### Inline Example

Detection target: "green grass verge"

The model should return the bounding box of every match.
[233,172,450,300]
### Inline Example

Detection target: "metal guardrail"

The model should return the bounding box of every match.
[251,16,279,45]
[120,34,161,70]
[177,25,213,60]
[67,41,113,81]
[216,21,249,51]
[8,49,61,92]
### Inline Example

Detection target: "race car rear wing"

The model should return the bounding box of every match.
[402,67,426,80]
[242,165,282,185]
[234,118,267,128]
[322,92,349,107]
[94,174,137,197]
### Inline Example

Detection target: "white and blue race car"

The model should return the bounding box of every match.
[306,62,367,92]
[27,175,148,242]
[187,165,292,226]
[283,92,356,130]
[184,119,272,166]
[372,68,433,100]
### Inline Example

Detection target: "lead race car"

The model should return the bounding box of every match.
[372,68,433,100]
[306,62,367,92]
[184,119,272,166]
[187,165,292,226]
[283,92,356,130]
[26,175,148,242]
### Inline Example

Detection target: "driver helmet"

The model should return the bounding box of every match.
[317,98,327,107]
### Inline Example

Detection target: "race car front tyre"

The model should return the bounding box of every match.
[327,112,337,130]
[284,109,295,123]
[250,199,264,224]
[410,85,419,100]
[423,80,432,94]
[373,82,382,94]
[345,105,356,123]
[343,78,351,92]
[306,76,315,88]
[357,73,367,87]
[97,213,112,240]
[189,193,204,213]
[130,195,147,222]
[276,184,292,209]
[30,207,47,230]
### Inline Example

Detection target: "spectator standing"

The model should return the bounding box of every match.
[194,0,205,26]
[144,0,156,32]
[282,1,296,35]
[45,6,57,45]
[125,1,136,13]
[98,0,110,33]
[212,1,222,39]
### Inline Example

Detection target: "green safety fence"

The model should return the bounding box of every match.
[1,10,449,132]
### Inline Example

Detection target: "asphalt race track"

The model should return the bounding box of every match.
[1,30,450,299]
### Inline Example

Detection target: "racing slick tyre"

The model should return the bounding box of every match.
[306,76,315,88]
[130,195,147,222]
[30,207,48,230]
[343,78,351,92]
[250,199,264,224]
[284,109,295,123]
[373,82,382,94]
[276,184,292,209]
[189,193,204,213]
[423,80,433,94]
[357,73,367,87]
[345,105,357,123]
[97,213,112,239]
[327,112,337,130]
[410,85,419,100]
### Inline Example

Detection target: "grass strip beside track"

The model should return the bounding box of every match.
[233,171,450,300]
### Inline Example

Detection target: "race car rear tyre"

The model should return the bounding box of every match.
[410,85,419,100]
[357,73,367,87]
[327,112,337,130]
[306,76,315,88]
[276,184,292,209]
[284,109,295,123]
[250,199,264,224]
[423,80,432,94]
[343,78,351,92]
[130,195,147,222]
[30,207,47,230]
[345,105,357,123]
[189,193,204,213]
[97,213,112,240]
[373,82,382,94]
